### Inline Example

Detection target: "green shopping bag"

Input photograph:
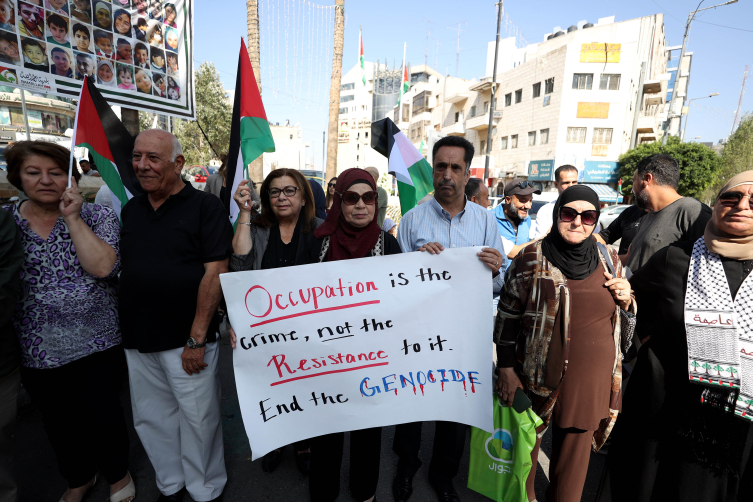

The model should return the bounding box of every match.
[467,394,543,501]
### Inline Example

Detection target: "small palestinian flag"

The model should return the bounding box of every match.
[371,118,433,215]
[224,38,276,228]
[73,76,143,219]
[359,28,365,86]
[397,63,409,108]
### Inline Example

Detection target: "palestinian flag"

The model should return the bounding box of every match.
[397,63,409,108]
[225,38,276,228]
[371,118,433,215]
[359,29,365,86]
[72,76,143,219]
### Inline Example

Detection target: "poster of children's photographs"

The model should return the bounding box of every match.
[0,0,194,119]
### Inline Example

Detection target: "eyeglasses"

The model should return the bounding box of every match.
[268,186,299,198]
[559,206,599,226]
[718,191,753,207]
[328,182,337,187]
[337,190,378,205]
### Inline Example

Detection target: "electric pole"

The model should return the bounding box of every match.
[484,2,502,182]
[325,0,345,182]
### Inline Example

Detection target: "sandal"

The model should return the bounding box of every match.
[109,472,136,502]
[58,475,97,502]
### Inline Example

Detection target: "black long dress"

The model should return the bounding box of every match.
[598,239,753,502]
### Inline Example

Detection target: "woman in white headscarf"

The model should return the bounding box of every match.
[96,59,116,86]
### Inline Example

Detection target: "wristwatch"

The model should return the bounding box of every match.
[186,336,206,349]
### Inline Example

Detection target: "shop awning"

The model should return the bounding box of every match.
[582,183,623,203]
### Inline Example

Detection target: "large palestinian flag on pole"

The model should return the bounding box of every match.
[73,76,143,219]
[371,118,433,215]
[224,38,276,228]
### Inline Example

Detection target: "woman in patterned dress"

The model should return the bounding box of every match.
[599,171,753,502]
[3,142,135,502]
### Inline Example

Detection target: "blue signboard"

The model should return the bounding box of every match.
[583,161,620,183]
[528,159,554,181]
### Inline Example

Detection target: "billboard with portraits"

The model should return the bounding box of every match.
[0,0,194,118]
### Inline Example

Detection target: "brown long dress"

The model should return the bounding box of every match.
[529,267,616,502]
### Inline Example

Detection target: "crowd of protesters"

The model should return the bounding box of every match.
[0,130,751,502]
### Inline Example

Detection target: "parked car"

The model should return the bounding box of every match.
[599,204,631,228]
[182,165,217,183]
[530,192,559,220]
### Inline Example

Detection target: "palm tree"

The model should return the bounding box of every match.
[690,360,701,372]
[325,0,345,182]
[245,0,264,185]
[701,362,712,375]
[727,366,739,379]
[712,364,724,376]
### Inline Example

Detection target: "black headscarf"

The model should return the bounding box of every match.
[541,185,601,280]
[308,179,327,220]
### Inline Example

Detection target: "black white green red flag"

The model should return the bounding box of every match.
[224,39,276,228]
[72,76,143,219]
[371,118,433,215]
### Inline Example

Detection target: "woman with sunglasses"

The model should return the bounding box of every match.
[325,176,337,213]
[598,171,753,502]
[495,185,636,502]
[228,168,321,475]
[307,168,401,502]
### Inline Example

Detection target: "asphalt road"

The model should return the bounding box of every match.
[12,334,606,502]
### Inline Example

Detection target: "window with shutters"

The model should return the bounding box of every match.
[511,134,518,148]
[572,73,593,90]
[515,89,522,104]
[599,74,621,90]
[505,93,512,107]
[540,128,549,144]
[532,82,541,98]
[566,127,587,143]
[528,131,536,146]
[500,136,508,149]
[593,128,613,144]
[545,77,555,94]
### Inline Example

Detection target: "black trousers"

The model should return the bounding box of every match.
[308,427,382,502]
[393,421,467,489]
[21,346,130,488]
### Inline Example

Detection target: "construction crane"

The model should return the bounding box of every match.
[731,65,749,136]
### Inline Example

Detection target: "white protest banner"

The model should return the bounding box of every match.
[221,247,494,459]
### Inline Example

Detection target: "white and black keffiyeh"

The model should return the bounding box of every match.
[685,237,753,421]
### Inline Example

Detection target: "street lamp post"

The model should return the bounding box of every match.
[681,93,719,141]
[662,0,737,145]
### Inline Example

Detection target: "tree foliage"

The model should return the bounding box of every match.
[709,114,753,198]
[173,62,232,166]
[618,136,724,200]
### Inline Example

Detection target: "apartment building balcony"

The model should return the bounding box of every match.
[643,80,662,94]
[441,122,466,136]
[636,114,659,135]
[445,92,469,104]
[465,110,502,131]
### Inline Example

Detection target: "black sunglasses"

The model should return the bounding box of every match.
[337,190,378,205]
[513,181,535,190]
[328,182,337,187]
[718,191,753,207]
[559,206,599,226]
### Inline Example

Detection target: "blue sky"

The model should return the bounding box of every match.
[193,0,752,168]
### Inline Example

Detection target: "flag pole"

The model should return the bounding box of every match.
[67,77,87,188]
[398,42,407,112]
[353,27,360,170]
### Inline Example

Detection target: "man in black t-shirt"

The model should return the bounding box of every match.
[119,129,232,502]
[594,205,647,262]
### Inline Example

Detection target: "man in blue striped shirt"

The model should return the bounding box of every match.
[393,136,505,502]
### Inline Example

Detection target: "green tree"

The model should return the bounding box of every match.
[712,364,724,376]
[173,61,233,166]
[701,362,712,374]
[727,366,739,379]
[618,136,724,200]
[705,114,753,200]
[746,398,753,410]
[691,360,701,372]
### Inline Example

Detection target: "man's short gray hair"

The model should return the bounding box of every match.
[170,134,182,162]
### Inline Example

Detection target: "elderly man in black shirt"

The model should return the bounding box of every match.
[119,129,232,502]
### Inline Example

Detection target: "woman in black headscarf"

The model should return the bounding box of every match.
[494,185,636,502]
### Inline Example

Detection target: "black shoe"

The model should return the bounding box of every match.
[262,448,283,473]
[156,487,186,502]
[392,473,413,502]
[296,451,310,475]
[430,482,460,502]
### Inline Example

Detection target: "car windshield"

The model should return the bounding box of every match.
[530,200,548,220]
